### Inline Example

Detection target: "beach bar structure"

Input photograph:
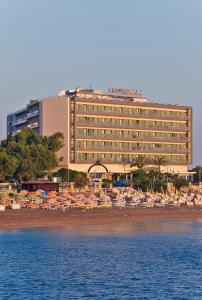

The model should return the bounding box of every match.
[7,86,192,177]
[22,180,59,193]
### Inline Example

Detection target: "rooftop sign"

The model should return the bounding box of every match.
[108,87,143,97]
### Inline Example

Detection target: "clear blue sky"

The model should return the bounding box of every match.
[0,0,201,165]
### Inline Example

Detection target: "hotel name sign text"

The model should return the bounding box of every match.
[108,87,143,97]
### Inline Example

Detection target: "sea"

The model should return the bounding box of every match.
[0,221,201,300]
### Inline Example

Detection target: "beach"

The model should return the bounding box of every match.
[0,207,202,230]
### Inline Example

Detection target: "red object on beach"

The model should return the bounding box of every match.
[22,180,59,193]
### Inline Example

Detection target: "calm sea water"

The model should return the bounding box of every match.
[0,221,202,300]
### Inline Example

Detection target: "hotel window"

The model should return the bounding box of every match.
[71,151,74,161]
[70,102,74,111]
[101,153,105,159]
[70,114,74,123]
[70,128,74,137]
[105,153,110,160]
[111,154,115,161]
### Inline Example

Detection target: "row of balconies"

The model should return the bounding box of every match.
[13,118,27,126]
[76,108,190,121]
[75,158,188,164]
[76,133,190,142]
[11,110,39,126]
[76,121,189,132]
[76,146,189,154]
[9,122,39,135]
[8,122,39,136]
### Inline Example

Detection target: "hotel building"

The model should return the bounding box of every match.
[7,87,192,175]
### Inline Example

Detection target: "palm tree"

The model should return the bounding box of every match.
[130,155,147,169]
[153,156,167,173]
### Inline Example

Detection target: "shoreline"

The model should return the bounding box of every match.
[0,207,202,231]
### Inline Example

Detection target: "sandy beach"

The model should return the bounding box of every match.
[0,207,202,230]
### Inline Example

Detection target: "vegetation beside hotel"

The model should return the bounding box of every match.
[0,128,64,181]
[131,168,189,192]
[129,154,189,191]
[54,168,88,189]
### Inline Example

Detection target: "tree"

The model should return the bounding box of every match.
[74,173,88,190]
[55,168,70,182]
[130,155,147,169]
[15,156,37,181]
[44,132,64,152]
[0,149,17,181]
[153,156,167,173]
[132,169,150,191]
[131,168,168,192]
[55,168,86,183]
[190,166,202,183]
[173,177,189,189]
[0,128,64,181]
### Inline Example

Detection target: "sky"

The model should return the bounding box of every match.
[0,0,202,165]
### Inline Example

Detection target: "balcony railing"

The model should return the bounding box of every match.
[27,111,39,119]
[13,118,27,126]
[76,121,189,131]
[76,146,189,154]
[76,133,190,142]
[28,122,39,128]
[75,158,188,164]
[76,108,190,121]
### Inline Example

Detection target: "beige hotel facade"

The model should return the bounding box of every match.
[7,87,192,175]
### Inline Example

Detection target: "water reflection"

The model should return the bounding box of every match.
[45,220,202,237]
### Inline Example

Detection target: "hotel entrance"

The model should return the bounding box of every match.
[87,162,112,187]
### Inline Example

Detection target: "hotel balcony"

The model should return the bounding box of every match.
[76,133,190,143]
[12,129,22,136]
[76,109,190,121]
[28,122,39,129]
[76,146,189,154]
[76,121,189,132]
[13,118,27,126]
[74,158,188,165]
[27,111,39,119]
